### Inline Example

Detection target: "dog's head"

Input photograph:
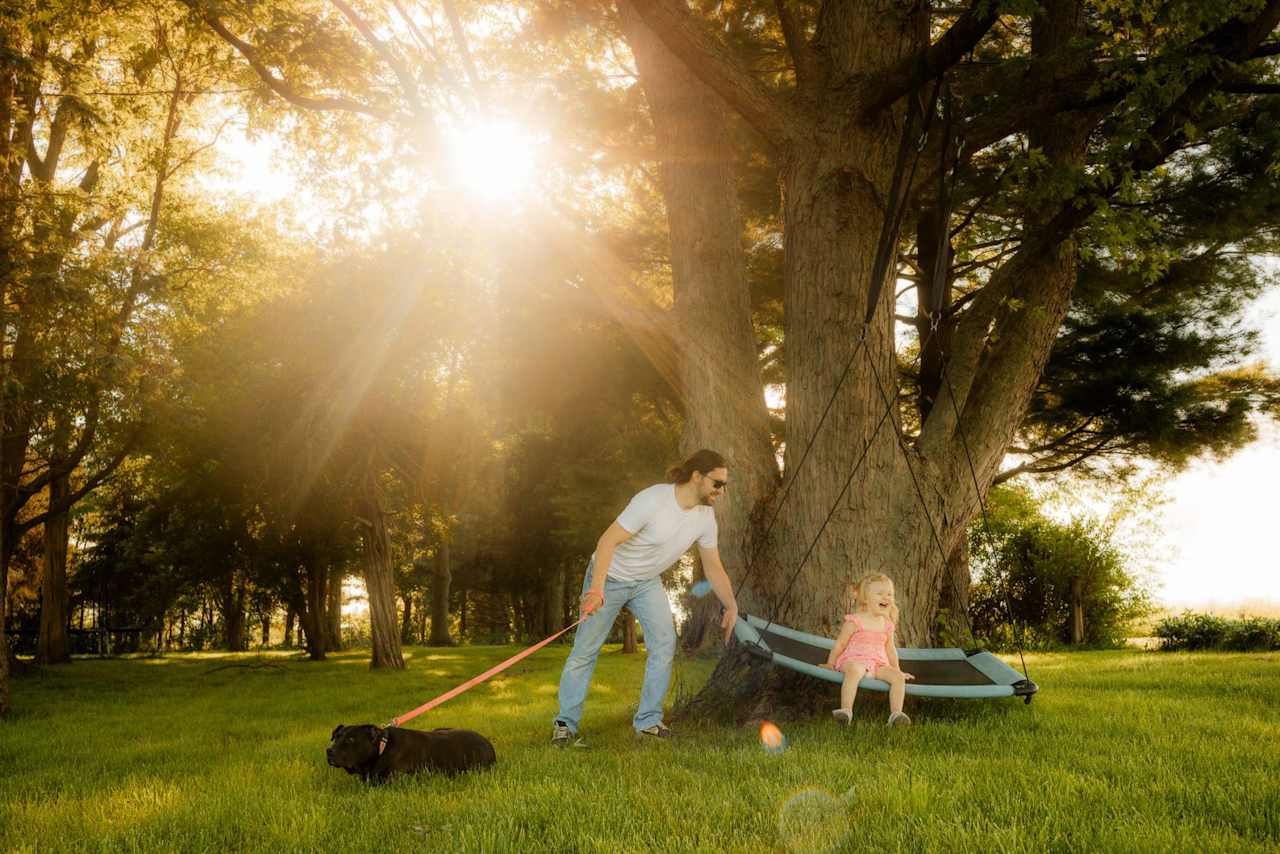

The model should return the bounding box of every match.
[327,724,382,773]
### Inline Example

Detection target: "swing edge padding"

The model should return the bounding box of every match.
[735,613,1037,700]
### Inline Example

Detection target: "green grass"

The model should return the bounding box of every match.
[2,644,1277,853]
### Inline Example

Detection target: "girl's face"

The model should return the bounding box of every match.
[863,580,895,616]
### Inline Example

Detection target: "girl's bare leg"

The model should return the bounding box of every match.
[840,661,865,712]
[876,665,907,715]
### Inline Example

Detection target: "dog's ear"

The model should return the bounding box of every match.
[331,724,345,740]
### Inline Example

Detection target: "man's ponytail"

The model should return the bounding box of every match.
[666,449,727,484]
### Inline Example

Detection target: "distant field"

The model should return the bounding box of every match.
[2,645,1278,852]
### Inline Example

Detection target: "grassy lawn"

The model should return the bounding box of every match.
[1,644,1277,853]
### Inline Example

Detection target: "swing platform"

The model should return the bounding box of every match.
[733,614,1038,702]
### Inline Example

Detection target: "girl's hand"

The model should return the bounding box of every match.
[903,671,915,681]
[821,662,836,670]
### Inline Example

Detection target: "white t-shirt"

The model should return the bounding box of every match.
[602,483,719,582]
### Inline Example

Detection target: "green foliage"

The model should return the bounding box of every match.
[1154,613,1280,652]
[969,487,1152,649]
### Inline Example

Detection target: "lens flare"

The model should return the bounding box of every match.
[777,788,847,853]
[759,720,788,753]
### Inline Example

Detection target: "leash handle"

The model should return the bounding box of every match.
[387,617,585,728]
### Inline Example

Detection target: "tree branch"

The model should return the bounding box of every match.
[859,0,1000,122]
[621,0,805,149]
[25,95,75,182]
[328,0,431,127]
[180,0,393,120]
[773,0,819,92]
[1218,81,1280,95]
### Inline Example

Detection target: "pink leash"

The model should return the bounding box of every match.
[384,616,585,728]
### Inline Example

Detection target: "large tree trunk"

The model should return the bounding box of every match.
[358,469,405,669]
[936,539,973,645]
[428,535,453,646]
[619,2,780,656]
[37,467,72,664]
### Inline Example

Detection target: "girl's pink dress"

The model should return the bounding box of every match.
[833,613,893,675]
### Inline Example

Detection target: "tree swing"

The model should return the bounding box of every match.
[729,75,1037,704]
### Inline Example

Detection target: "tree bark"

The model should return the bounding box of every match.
[358,468,405,669]
[428,535,453,646]
[621,608,638,654]
[1070,575,1084,645]
[936,539,973,645]
[325,568,343,651]
[283,606,296,649]
[400,591,414,644]
[37,466,72,664]
[220,571,247,651]
[299,563,327,660]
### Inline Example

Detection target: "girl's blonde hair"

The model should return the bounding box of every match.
[851,573,900,623]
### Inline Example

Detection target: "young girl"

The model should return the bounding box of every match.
[823,573,914,726]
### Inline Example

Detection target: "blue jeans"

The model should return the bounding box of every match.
[554,559,676,734]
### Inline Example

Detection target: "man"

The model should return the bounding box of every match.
[551,449,740,746]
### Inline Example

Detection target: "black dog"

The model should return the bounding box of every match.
[327,724,496,784]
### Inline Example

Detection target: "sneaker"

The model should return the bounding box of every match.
[888,711,911,727]
[831,708,852,726]
[636,723,673,740]
[551,720,583,748]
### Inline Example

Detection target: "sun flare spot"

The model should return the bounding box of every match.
[444,119,541,201]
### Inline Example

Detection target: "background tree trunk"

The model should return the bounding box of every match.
[283,606,296,649]
[300,563,327,660]
[619,2,780,656]
[37,467,72,664]
[359,469,405,669]
[1071,576,1085,645]
[400,591,414,643]
[220,571,247,651]
[428,536,453,646]
[621,608,637,654]
[324,569,343,651]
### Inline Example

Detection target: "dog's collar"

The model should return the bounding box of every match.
[377,726,391,756]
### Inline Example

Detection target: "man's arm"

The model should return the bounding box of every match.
[582,522,634,614]
[698,546,739,643]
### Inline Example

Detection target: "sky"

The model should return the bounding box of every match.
[1148,282,1280,607]
[214,126,1280,611]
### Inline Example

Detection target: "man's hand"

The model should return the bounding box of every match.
[581,589,605,617]
[720,604,739,644]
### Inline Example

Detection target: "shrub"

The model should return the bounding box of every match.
[1152,613,1280,651]
[969,490,1152,650]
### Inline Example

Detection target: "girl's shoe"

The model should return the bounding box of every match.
[887,711,911,727]
[831,709,852,726]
